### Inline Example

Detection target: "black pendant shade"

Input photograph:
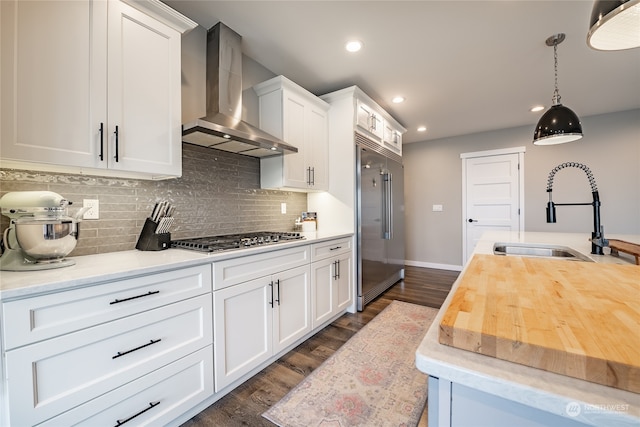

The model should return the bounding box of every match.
[587,0,640,51]
[533,104,583,145]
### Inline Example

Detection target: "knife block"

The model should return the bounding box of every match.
[135,218,171,251]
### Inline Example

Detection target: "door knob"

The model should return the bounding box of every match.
[468,218,478,223]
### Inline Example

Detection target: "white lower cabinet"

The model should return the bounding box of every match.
[213,263,311,391]
[311,252,352,328]
[1,265,213,426]
[310,237,354,328]
[39,346,214,427]
[1,238,353,425]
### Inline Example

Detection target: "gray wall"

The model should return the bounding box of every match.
[0,144,307,256]
[404,109,640,268]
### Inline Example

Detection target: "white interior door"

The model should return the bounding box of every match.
[461,147,525,264]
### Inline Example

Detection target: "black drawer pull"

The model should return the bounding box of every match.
[113,339,161,359]
[110,290,159,305]
[99,122,104,161]
[114,401,160,426]
[114,125,119,162]
[329,246,342,251]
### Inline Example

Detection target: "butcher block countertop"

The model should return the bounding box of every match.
[439,254,640,393]
[416,231,640,427]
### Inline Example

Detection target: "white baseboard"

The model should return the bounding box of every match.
[404,259,463,272]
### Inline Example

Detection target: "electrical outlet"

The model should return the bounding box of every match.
[432,204,443,212]
[83,199,100,220]
[281,202,287,214]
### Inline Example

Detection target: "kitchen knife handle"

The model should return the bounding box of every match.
[114,125,119,162]
[99,122,104,161]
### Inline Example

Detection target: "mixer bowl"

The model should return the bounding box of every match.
[14,218,78,261]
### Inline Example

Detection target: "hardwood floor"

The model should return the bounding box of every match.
[181,266,459,427]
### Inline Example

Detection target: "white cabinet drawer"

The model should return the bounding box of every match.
[38,345,214,427]
[5,294,212,426]
[212,245,309,290]
[311,237,352,261]
[2,264,212,349]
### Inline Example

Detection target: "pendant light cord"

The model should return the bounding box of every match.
[552,42,561,105]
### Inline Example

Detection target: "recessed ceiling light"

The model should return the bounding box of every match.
[530,105,545,112]
[345,40,363,53]
[417,126,427,132]
[392,96,405,104]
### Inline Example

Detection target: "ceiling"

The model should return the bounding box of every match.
[163,0,640,144]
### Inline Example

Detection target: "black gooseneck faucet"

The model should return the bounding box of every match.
[546,162,608,255]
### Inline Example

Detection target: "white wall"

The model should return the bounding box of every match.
[403,109,640,268]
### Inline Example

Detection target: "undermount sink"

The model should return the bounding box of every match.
[493,242,594,262]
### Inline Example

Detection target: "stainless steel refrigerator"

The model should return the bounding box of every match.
[356,137,405,311]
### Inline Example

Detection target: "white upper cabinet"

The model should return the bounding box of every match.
[254,76,330,191]
[0,0,196,179]
[356,100,384,141]
[383,120,403,155]
[351,88,405,156]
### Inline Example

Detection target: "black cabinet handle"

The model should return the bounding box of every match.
[468,218,478,223]
[275,279,281,306]
[114,401,160,426]
[268,281,274,308]
[99,122,104,161]
[329,246,342,251]
[337,260,341,279]
[311,167,315,186]
[114,125,119,162]
[110,290,159,305]
[112,339,161,359]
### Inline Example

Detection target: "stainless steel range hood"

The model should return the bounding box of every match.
[182,22,297,157]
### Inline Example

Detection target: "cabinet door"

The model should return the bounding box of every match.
[213,277,272,391]
[383,121,402,155]
[273,265,311,353]
[281,90,308,188]
[306,105,329,190]
[356,101,383,141]
[335,252,353,312]
[0,0,107,168]
[311,258,334,328]
[106,0,182,176]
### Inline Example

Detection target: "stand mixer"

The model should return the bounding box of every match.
[0,191,87,271]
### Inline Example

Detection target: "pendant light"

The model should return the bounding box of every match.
[587,0,640,51]
[533,33,583,146]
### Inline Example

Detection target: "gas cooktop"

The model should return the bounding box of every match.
[171,231,304,253]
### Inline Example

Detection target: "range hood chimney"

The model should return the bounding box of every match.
[182,22,297,157]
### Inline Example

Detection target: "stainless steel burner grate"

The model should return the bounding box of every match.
[171,231,304,253]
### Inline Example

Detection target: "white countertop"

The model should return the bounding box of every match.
[416,231,640,427]
[0,230,353,301]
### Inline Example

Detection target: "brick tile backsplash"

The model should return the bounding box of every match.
[0,143,307,256]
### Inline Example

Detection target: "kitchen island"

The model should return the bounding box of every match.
[416,231,640,427]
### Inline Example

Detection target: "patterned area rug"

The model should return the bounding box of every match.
[262,300,438,427]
